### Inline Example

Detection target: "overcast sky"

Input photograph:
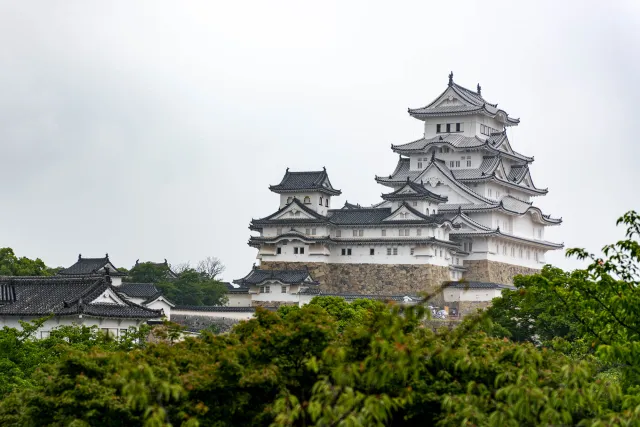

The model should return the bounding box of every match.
[0,0,638,281]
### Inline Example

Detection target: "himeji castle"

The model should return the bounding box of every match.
[247,73,562,295]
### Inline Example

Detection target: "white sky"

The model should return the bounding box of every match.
[0,0,638,281]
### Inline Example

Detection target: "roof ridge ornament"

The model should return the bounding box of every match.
[477,83,481,96]
[448,71,453,86]
[78,253,82,261]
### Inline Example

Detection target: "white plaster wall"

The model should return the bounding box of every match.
[227,294,252,307]
[146,299,172,320]
[443,288,503,302]
[171,309,253,320]
[279,193,332,215]
[0,315,146,338]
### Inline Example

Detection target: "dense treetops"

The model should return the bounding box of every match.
[0,211,638,425]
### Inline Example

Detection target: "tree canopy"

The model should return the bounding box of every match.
[0,248,56,276]
[1,211,640,425]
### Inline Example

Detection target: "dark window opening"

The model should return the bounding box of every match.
[370,248,375,255]
[446,123,451,132]
[436,124,441,133]
[456,123,461,132]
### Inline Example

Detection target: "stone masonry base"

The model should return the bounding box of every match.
[462,260,540,285]
[260,261,450,296]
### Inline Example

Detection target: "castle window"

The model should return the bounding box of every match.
[294,247,305,254]
[370,248,375,255]
[519,248,523,258]
[381,229,386,236]
[456,123,462,132]
[444,147,450,153]
[455,161,460,167]
[426,208,429,215]
[417,162,423,169]
[439,249,443,257]
[456,257,459,265]
[294,247,298,254]
[325,199,329,207]
[412,201,418,207]
[393,248,398,255]
[305,228,310,235]
[467,160,471,167]
[503,245,507,255]
[436,124,441,133]
[300,247,304,254]
[277,247,282,254]
[336,230,341,237]
[341,248,352,256]
[260,285,271,293]
[353,229,358,237]
[488,189,493,197]
[511,247,515,257]
[417,228,422,236]
[387,248,392,255]
[304,196,311,204]
[450,161,454,168]
[281,286,287,293]
[319,196,323,205]
[446,123,451,132]
[311,228,317,235]
[410,248,415,255]
[277,228,282,235]
[359,230,363,237]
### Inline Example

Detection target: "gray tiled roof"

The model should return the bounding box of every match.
[224,282,250,294]
[118,283,159,298]
[451,156,501,180]
[381,180,448,203]
[58,255,126,277]
[0,276,161,319]
[234,268,316,286]
[327,208,392,224]
[269,169,341,195]
[391,132,532,162]
[408,81,519,124]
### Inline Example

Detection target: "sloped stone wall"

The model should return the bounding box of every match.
[260,261,450,295]
[463,260,539,285]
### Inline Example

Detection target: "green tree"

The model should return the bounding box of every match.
[155,268,228,306]
[0,248,51,276]
[126,261,172,283]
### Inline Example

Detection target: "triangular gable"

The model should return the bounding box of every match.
[433,87,469,108]
[90,287,128,306]
[451,213,492,232]
[272,204,320,220]
[494,160,508,180]
[321,174,335,191]
[146,295,175,307]
[383,205,423,222]
[415,162,486,205]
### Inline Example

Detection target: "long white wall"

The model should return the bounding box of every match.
[0,315,147,339]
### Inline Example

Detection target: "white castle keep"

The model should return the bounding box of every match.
[247,73,562,294]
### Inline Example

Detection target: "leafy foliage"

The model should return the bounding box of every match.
[0,247,55,276]
[2,212,640,425]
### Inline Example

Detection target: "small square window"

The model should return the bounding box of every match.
[381,229,386,236]
[277,247,282,254]
[412,201,418,206]
[281,285,287,293]
[370,248,375,255]
[347,248,352,255]
[294,247,299,254]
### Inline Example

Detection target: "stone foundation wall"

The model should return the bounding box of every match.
[260,261,450,295]
[457,301,492,316]
[251,301,298,309]
[463,260,539,285]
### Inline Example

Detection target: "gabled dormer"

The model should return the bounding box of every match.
[269,167,341,215]
[58,253,126,286]
[381,178,447,215]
